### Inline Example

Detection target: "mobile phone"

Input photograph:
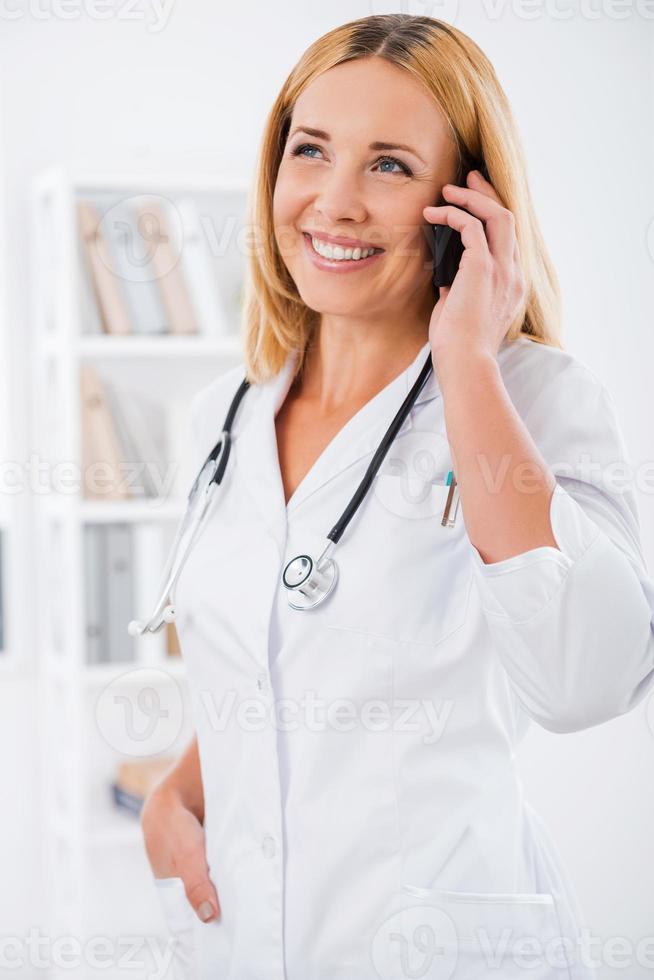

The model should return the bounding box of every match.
[428,162,489,288]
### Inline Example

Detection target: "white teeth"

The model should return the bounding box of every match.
[310,235,379,261]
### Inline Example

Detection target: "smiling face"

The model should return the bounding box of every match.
[272,56,460,327]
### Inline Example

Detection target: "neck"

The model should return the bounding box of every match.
[297,318,430,415]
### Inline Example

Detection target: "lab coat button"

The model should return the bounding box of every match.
[256,673,269,692]
[261,835,276,859]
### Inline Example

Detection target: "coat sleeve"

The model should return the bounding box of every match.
[467,361,654,734]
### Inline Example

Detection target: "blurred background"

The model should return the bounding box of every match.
[0,3,653,978]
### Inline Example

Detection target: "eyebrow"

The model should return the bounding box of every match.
[288,126,425,163]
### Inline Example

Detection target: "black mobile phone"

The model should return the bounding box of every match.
[429,161,489,288]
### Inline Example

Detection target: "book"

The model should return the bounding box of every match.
[83,523,136,664]
[116,756,176,797]
[83,525,104,664]
[77,199,132,335]
[101,382,164,499]
[105,523,136,663]
[78,241,105,335]
[96,197,169,335]
[130,196,198,335]
[175,196,231,337]
[80,364,131,501]
[111,783,143,817]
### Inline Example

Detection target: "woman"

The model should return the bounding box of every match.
[141,14,654,980]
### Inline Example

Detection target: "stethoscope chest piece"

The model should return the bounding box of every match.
[282,549,338,610]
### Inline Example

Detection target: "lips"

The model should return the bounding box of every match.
[301,232,385,273]
[302,229,385,252]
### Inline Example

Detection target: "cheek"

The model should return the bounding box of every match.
[274,171,316,251]
[382,215,432,278]
[273,186,302,260]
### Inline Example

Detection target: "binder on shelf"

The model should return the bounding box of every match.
[131,195,198,335]
[111,783,143,817]
[98,197,169,336]
[77,199,132,335]
[80,364,131,501]
[83,525,104,664]
[175,196,232,337]
[105,523,136,664]
[83,523,136,665]
[102,381,167,499]
[81,365,168,500]
[78,242,104,335]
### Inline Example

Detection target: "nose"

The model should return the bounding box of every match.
[313,166,368,226]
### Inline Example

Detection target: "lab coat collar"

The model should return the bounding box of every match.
[235,336,513,550]
[235,339,440,551]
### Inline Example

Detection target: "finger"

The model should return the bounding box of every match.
[439,183,515,264]
[423,204,489,265]
[466,168,502,202]
[182,851,221,922]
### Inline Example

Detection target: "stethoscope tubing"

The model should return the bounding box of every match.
[129,350,446,632]
[327,352,434,545]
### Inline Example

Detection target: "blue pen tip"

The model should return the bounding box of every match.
[446,470,453,486]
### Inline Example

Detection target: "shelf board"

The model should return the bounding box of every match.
[76,334,242,359]
[42,497,187,523]
[80,498,186,523]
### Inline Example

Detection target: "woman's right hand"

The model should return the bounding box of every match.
[141,782,220,923]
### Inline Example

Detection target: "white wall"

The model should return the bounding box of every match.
[0,3,652,978]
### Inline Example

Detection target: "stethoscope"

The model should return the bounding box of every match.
[127,351,460,634]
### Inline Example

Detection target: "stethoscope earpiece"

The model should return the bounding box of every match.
[162,604,176,624]
[127,619,143,638]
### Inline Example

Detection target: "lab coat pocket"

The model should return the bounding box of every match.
[335,474,473,648]
[370,884,572,980]
[153,877,199,980]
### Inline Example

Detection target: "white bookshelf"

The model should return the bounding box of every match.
[31,168,248,972]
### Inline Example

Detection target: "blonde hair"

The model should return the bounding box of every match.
[241,13,563,384]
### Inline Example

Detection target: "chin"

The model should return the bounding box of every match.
[297,296,372,319]
[293,282,372,313]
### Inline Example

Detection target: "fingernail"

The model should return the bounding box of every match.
[198,901,215,921]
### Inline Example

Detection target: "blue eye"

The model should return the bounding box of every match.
[290,143,412,177]
[292,143,321,159]
[377,156,412,176]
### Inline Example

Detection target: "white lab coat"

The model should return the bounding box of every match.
[155,336,654,980]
